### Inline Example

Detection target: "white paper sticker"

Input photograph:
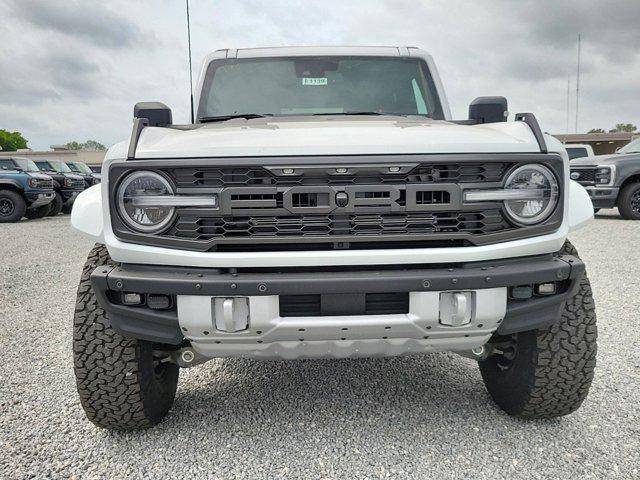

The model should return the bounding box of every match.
[302,77,328,86]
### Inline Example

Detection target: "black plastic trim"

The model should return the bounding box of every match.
[108,153,565,252]
[91,253,583,344]
[515,113,547,153]
[127,117,148,160]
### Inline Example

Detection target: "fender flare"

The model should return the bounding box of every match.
[0,179,24,191]
[71,184,104,242]
[567,180,594,232]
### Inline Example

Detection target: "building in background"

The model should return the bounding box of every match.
[0,145,107,172]
[553,132,638,155]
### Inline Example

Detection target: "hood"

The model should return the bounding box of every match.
[134,117,542,158]
[570,152,640,167]
[64,173,85,180]
[27,172,53,181]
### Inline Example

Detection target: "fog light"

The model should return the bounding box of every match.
[122,292,143,305]
[147,294,172,310]
[510,285,532,300]
[535,283,557,296]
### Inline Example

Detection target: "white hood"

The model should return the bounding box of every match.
[134,117,541,158]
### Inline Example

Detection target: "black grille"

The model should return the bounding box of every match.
[166,163,511,188]
[570,168,596,185]
[70,178,85,189]
[33,178,53,189]
[169,210,509,241]
[279,292,409,317]
[109,154,565,251]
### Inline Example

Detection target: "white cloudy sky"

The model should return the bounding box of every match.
[1,0,639,150]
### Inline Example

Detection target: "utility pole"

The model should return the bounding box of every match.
[575,34,581,133]
[186,0,195,124]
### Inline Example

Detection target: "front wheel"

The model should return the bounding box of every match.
[25,203,52,219]
[0,190,26,223]
[479,241,597,419]
[617,182,640,220]
[47,192,63,216]
[73,244,179,429]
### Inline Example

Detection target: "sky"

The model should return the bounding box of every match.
[1,0,639,151]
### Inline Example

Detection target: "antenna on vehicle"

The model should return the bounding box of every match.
[186,0,195,124]
[575,33,581,133]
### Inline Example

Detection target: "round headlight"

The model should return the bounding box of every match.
[503,164,558,226]
[117,171,175,233]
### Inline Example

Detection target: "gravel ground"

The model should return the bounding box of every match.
[1,210,639,479]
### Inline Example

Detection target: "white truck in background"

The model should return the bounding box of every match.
[71,46,596,429]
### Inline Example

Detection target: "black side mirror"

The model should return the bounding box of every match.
[134,102,173,127]
[469,96,508,124]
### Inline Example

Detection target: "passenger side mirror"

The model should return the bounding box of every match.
[134,102,173,127]
[469,96,508,124]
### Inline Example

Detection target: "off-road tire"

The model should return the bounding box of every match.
[25,203,51,219]
[617,182,640,220]
[73,244,179,430]
[0,189,26,223]
[62,203,73,214]
[479,240,597,419]
[47,192,63,216]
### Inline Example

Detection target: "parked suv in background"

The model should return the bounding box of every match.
[34,159,85,216]
[570,137,640,218]
[0,157,55,222]
[71,46,597,429]
[65,161,101,188]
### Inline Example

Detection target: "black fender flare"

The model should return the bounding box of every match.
[0,179,24,192]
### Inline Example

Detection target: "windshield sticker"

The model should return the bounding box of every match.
[302,77,328,86]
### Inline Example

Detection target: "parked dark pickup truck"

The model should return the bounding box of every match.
[570,137,640,219]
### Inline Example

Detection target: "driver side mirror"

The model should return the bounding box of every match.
[469,96,508,124]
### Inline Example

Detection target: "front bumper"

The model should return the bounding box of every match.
[61,189,82,205]
[91,253,585,359]
[25,192,55,208]
[583,186,619,209]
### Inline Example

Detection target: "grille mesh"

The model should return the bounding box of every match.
[570,168,596,185]
[168,210,509,241]
[166,163,511,187]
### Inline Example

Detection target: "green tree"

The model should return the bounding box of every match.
[66,141,84,150]
[83,140,106,151]
[0,130,29,151]
[587,128,606,134]
[609,123,637,133]
[66,140,107,151]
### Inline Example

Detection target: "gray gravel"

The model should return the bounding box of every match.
[1,210,639,479]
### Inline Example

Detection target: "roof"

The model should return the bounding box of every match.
[553,132,637,143]
[215,46,428,59]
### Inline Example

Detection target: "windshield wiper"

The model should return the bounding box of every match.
[311,112,432,118]
[312,111,386,116]
[199,114,272,123]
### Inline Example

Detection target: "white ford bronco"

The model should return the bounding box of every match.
[71,46,597,429]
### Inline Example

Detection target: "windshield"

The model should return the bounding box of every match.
[618,138,640,154]
[68,162,92,174]
[35,159,73,173]
[567,147,588,160]
[198,56,444,120]
[13,158,41,172]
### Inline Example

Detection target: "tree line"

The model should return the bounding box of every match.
[588,123,637,134]
[0,130,106,152]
